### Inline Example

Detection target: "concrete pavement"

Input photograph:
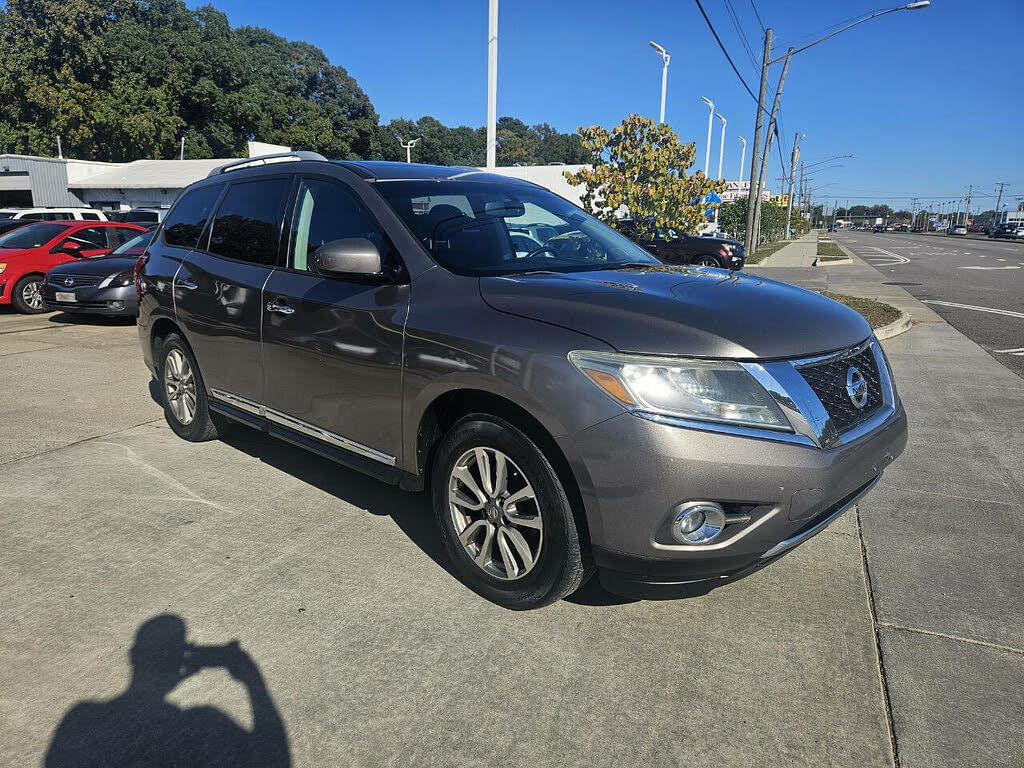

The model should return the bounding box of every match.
[755,231,817,267]
[2,260,1022,766]
[750,246,1024,768]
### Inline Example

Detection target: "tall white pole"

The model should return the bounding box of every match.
[713,114,726,227]
[486,0,498,169]
[737,136,746,182]
[701,97,714,176]
[659,57,668,123]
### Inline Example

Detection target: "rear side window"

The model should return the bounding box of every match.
[80,212,101,221]
[163,185,223,248]
[209,178,289,265]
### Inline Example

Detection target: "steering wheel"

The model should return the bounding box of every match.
[522,245,560,259]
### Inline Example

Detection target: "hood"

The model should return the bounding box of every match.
[48,254,139,276]
[479,266,871,360]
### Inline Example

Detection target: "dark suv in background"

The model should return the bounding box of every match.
[137,153,906,609]
[616,218,745,269]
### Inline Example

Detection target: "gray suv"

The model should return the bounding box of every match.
[137,153,907,609]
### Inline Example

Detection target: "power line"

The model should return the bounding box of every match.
[693,0,759,104]
[749,0,766,32]
[723,0,760,74]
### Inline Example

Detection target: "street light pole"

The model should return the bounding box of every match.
[714,112,726,227]
[700,97,714,176]
[485,0,498,169]
[398,136,421,163]
[737,136,746,182]
[649,42,670,123]
[784,131,801,239]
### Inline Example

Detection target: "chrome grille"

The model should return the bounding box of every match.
[797,344,883,434]
[48,273,102,287]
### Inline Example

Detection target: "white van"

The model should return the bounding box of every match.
[0,207,108,222]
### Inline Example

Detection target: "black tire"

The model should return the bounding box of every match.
[693,255,723,268]
[431,414,585,610]
[156,332,226,442]
[11,274,47,314]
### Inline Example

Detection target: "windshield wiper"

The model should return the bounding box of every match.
[593,262,658,271]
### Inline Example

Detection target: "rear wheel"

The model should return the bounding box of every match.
[12,275,46,313]
[431,415,585,609]
[156,333,225,441]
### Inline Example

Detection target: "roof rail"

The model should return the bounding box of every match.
[207,151,327,177]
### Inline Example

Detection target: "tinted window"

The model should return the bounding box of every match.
[80,211,101,221]
[376,180,658,276]
[163,185,223,248]
[0,212,13,220]
[288,178,387,272]
[109,227,142,247]
[111,231,155,255]
[125,210,160,223]
[0,222,70,248]
[67,227,109,249]
[209,178,289,265]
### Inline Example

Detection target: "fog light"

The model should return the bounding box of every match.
[671,502,726,545]
[109,300,124,310]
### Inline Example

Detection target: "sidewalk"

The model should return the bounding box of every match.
[755,231,818,267]
[749,251,1024,767]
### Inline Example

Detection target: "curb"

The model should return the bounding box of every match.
[874,311,912,340]
[813,256,853,266]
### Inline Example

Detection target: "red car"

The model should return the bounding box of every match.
[0,221,146,313]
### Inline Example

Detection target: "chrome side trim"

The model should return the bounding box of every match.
[264,407,396,466]
[209,388,264,417]
[207,390,396,467]
[760,474,882,560]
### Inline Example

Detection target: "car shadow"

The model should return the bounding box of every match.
[43,614,291,767]
[146,378,634,607]
[47,312,136,326]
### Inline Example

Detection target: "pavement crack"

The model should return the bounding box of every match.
[888,486,1023,509]
[876,623,1024,656]
[855,506,901,768]
[0,418,164,467]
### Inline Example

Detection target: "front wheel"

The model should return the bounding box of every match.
[693,255,723,268]
[12,275,46,313]
[431,415,586,609]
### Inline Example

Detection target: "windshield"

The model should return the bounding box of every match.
[375,179,659,276]
[111,230,155,255]
[0,222,70,249]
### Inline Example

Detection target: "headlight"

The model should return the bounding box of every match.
[99,270,133,288]
[568,350,790,430]
[0,262,6,274]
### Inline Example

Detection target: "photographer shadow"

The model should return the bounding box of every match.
[44,614,290,768]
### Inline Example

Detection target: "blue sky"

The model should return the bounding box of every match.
[204,0,1023,212]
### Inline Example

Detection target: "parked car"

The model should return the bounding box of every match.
[873,225,884,232]
[615,218,745,269]
[0,220,30,237]
[120,207,167,225]
[947,224,968,236]
[0,207,107,221]
[137,155,907,609]
[41,228,155,317]
[989,223,1024,240]
[0,221,146,312]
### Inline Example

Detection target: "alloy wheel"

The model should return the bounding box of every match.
[22,280,43,310]
[163,348,197,425]
[696,257,720,268]
[448,447,543,580]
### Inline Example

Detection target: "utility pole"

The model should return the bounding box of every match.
[784,131,800,239]
[910,197,917,229]
[965,184,972,225]
[485,0,498,169]
[752,49,793,248]
[744,27,772,254]
[993,182,1008,226]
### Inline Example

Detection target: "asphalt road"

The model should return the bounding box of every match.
[834,230,1024,377]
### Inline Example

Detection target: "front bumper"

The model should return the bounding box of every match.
[564,400,907,599]
[40,283,137,315]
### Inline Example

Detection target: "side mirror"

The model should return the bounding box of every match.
[312,238,384,279]
[57,240,83,256]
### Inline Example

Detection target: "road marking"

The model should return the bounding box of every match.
[958,265,1021,270]
[865,247,911,266]
[994,346,1024,356]
[978,255,987,258]
[922,300,1024,319]
[997,258,1007,262]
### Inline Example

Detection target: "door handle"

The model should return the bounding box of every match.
[266,301,295,315]
[177,279,198,291]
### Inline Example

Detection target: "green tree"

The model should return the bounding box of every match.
[564,114,724,234]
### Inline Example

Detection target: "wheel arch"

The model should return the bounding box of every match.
[413,388,594,551]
